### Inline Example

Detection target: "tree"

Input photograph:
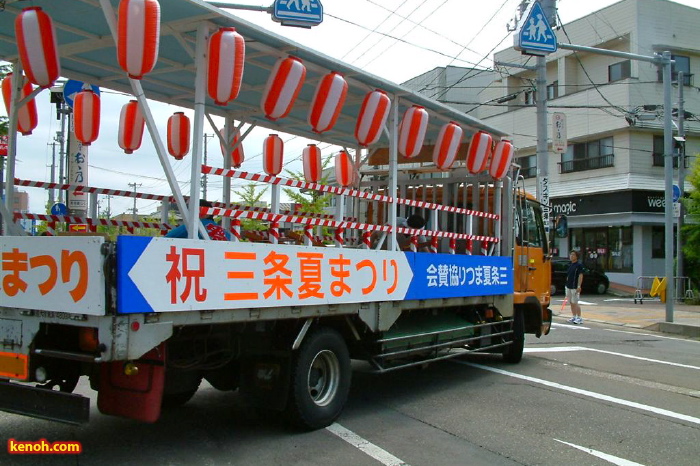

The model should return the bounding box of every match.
[282,154,334,218]
[681,153,700,292]
[232,182,268,232]
[1,63,12,136]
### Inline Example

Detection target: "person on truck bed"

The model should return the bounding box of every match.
[166,199,230,241]
[373,214,431,251]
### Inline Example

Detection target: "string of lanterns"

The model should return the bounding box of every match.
[7,0,515,183]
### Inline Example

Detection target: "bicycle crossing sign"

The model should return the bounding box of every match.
[514,1,557,56]
[272,0,323,28]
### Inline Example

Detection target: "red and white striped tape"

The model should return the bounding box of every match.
[201,165,500,220]
[202,207,500,244]
[15,212,172,230]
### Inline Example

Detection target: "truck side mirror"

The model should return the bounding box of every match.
[555,215,568,238]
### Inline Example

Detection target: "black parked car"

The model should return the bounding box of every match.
[550,258,610,295]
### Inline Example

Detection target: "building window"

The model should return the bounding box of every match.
[519,155,536,178]
[652,135,678,168]
[570,226,633,273]
[608,60,631,82]
[657,54,693,86]
[546,81,559,99]
[651,226,665,259]
[559,137,614,173]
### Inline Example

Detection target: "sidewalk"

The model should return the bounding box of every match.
[552,283,700,338]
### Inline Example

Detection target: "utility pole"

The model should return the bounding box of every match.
[676,71,685,281]
[47,139,57,206]
[105,194,112,219]
[202,133,214,200]
[128,182,142,220]
[537,0,556,232]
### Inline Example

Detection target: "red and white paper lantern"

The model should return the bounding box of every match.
[335,151,354,187]
[261,56,306,120]
[220,129,244,168]
[118,100,145,154]
[1,74,38,136]
[308,71,347,133]
[432,121,463,170]
[398,105,429,159]
[74,90,100,146]
[118,0,161,79]
[167,112,190,160]
[263,134,283,176]
[207,27,245,106]
[466,130,493,174]
[355,89,391,147]
[15,7,61,88]
[490,139,515,180]
[302,144,322,183]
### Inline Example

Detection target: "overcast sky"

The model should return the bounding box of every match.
[3,0,697,217]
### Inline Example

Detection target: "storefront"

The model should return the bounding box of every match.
[550,190,676,287]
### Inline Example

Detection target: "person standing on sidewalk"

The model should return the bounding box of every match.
[566,250,584,324]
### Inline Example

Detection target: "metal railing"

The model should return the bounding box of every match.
[558,154,615,174]
[634,276,695,304]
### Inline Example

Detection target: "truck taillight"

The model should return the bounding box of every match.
[79,328,99,352]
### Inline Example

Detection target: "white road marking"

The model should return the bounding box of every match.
[524,345,700,370]
[456,361,700,425]
[605,328,700,343]
[326,423,409,466]
[551,322,590,330]
[553,299,597,305]
[554,439,645,466]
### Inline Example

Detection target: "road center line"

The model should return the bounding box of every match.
[553,439,645,466]
[326,423,409,466]
[455,361,700,425]
[524,345,700,370]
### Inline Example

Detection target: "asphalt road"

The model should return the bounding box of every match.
[1,320,698,466]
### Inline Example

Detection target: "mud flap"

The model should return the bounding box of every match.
[97,344,165,423]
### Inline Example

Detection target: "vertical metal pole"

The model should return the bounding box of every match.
[536,0,555,234]
[58,109,68,204]
[49,140,56,205]
[662,51,674,321]
[676,71,685,280]
[3,63,21,232]
[188,23,210,239]
[221,117,233,232]
[388,96,399,250]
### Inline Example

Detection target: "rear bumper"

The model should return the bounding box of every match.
[0,381,90,425]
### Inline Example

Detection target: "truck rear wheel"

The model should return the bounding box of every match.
[286,328,351,430]
[502,311,524,363]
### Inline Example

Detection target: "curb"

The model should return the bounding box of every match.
[646,322,700,338]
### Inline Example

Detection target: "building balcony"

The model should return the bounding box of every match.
[558,154,615,174]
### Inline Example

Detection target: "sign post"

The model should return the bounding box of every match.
[272,0,323,28]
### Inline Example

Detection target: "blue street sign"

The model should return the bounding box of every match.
[272,0,323,28]
[672,184,681,203]
[62,80,100,108]
[51,202,68,216]
[515,1,557,55]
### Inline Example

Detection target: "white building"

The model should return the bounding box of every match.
[403,0,699,287]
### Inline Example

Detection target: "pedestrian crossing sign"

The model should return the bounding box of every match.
[514,1,557,56]
[272,0,323,28]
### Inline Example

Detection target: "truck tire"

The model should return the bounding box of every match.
[286,328,351,430]
[502,311,524,363]
[162,375,202,408]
